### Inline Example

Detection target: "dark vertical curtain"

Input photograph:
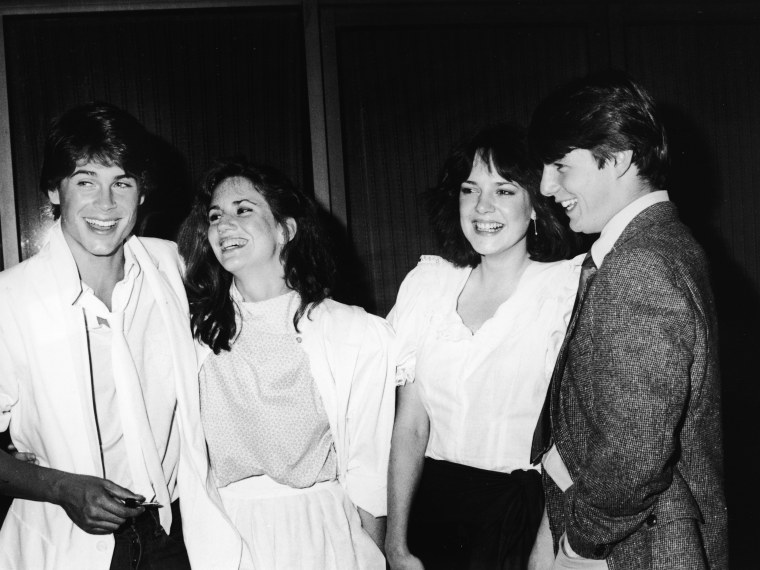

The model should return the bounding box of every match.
[337,23,591,315]
[622,18,760,562]
[5,6,310,259]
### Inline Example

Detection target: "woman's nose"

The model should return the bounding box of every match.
[475,192,494,213]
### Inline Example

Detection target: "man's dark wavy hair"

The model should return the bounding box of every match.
[428,123,575,267]
[40,101,155,218]
[529,69,669,189]
[178,157,335,354]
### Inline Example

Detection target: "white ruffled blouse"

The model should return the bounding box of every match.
[388,254,582,473]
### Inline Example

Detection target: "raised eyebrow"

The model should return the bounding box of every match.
[207,199,254,213]
[70,170,136,180]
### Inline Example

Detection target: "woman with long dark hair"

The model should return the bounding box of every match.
[385,124,582,569]
[176,157,394,569]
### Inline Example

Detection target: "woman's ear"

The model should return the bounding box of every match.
[280,217,297,245]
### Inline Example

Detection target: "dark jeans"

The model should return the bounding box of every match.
[110,499,191,570]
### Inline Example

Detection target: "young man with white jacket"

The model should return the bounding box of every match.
[0,103,235,570]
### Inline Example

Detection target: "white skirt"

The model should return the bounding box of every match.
[219,475,385,570]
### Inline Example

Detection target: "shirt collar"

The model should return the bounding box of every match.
[46,220,85,305]
[590,190,669,267]
[44,220,140,306]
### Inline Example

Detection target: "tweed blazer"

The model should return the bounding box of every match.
[546,201,728,570]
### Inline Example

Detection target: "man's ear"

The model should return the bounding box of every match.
[611,149,634,178]
[139,193,145,206]
[48,189,60,205]
[280,217,297,244]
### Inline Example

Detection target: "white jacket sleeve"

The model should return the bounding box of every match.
[342,312,396,518]
[0,326,18,432]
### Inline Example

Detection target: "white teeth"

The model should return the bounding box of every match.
[85,218,118,229]
[560,199,578,211]
[474,222,503,232]
[220,237,247,251]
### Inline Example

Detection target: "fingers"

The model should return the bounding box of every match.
[5,443,38,464]
[102,479,144,502]
[57,474,143,533]
[100,480,145,518]
[12,451,38,464]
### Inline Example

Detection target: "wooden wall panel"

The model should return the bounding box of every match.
[4,6,310,259]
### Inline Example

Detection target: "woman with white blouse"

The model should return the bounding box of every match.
[385,124,582,570]
[177,157,395,570]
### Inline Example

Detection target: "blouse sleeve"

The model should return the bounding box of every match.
[543,256,583,380]
[343,312,396,517]
[386,256,441,386]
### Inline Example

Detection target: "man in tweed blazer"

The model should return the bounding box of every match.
[528,71,728,569]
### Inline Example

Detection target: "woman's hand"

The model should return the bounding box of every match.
[386,545,425,570]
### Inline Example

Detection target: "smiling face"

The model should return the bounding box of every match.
[539,148,621,234]
[459,155,534,262]
[49,160,143,266]
[207,176,291,281]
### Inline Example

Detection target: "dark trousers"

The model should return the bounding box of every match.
[110,499,191,570]
[408,458,544,570]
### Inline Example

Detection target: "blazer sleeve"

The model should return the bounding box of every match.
[564,248,699,558]
[343,312,397,517]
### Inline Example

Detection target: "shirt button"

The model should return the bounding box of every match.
[646,513,658,527]
[96,541,108,552]
[296,336,302,343]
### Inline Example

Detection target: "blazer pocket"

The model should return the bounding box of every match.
[643,471,708,570]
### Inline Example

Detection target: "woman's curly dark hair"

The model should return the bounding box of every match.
[428,123,575,267]
[178,157,336,354]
